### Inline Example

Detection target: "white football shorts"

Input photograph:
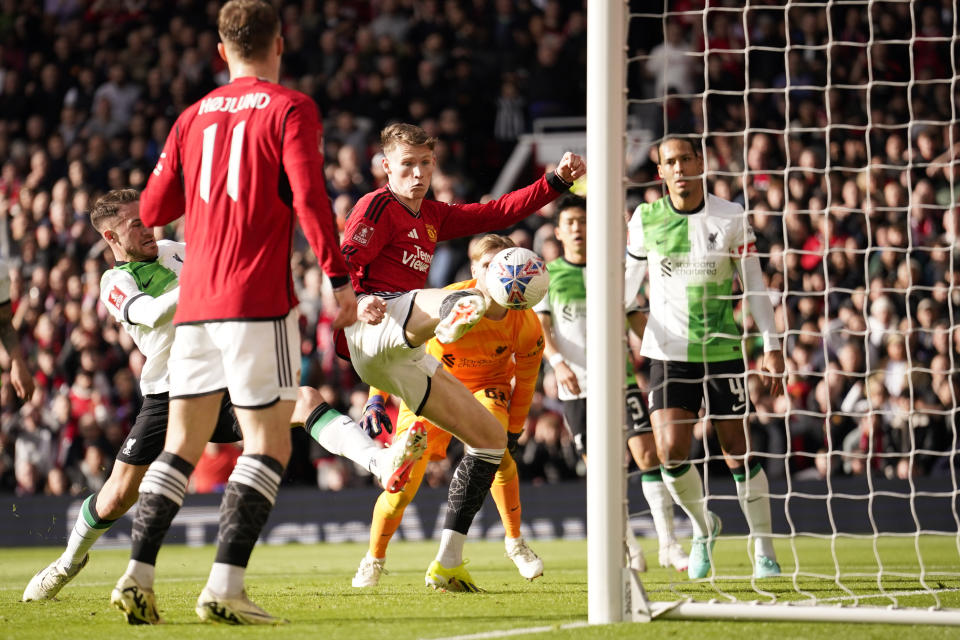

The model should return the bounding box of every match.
[169,311,300,408]
[344,291,440,414]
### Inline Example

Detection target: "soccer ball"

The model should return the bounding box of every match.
[484,247,550,310]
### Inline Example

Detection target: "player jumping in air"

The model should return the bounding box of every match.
[352,234,545,588]
[340,122,584,591]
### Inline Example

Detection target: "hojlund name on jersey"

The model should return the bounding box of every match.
[401,245,433,273]
[198,92,271,115]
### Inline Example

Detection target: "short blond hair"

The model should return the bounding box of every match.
[469,234,515,262]
[381,123,437,154]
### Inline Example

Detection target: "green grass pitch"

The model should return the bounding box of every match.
[2,537,959,639]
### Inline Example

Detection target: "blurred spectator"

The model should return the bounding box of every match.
[516,411,580,484]
[66,443,110,494]
[191,442,243,494]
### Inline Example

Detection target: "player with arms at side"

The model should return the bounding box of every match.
[625,136,784,580]
[536,194,689,574]
[110,1,359,625]
[353,235,545,588]
[22,190,418,607]
[340,123,584,591]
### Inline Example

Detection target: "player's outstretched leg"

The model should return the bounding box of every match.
[24,460,146,601]
[733,462,780,578]
[296,390,427,493]
[23,490,110,600]
[491,452,543,580]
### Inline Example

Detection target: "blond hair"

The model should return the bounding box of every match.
[469,234,515,262]
[380,123,437,154]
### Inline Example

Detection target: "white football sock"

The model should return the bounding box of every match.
[642,477,677,547]
[735,465,776,560]
[661,464,709,538]
[435,529,467,568]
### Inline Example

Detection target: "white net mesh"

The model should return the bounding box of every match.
[625,0,960,614]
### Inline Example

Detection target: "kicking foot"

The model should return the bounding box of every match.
[434,291,486,344]
[22,554,89,601]
[505,537,543,581]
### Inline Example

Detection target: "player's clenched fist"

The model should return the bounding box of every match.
[555,152,586,184]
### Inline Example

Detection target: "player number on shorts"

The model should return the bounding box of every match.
[728,376,747,412]
[484,387,508,406]
[200,121,246,203]
[625,392,644,423]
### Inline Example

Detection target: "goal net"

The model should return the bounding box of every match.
[589,0,960,625]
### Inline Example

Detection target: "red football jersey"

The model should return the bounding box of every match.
[341,174,567,294]
[141,76,349,323]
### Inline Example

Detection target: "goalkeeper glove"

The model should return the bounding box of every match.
[507,430,523,458]
[361,395,393,439]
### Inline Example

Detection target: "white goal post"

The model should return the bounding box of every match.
[586,0,960,626]
[585,0,627,625]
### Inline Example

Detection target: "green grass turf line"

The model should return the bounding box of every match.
[2,538,959,639]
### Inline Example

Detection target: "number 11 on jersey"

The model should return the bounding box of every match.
[200,120,246,203]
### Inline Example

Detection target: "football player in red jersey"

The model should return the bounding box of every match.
[110,0,357,625]
[340,123,585,591]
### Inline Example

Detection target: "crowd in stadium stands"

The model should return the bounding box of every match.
[0,0,957,496]
[629,0,960,482]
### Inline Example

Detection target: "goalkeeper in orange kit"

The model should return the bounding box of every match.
[352,234,545,589]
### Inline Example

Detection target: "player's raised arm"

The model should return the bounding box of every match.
[435,152,586,241]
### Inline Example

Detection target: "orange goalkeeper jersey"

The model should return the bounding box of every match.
[427,279,544,432]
